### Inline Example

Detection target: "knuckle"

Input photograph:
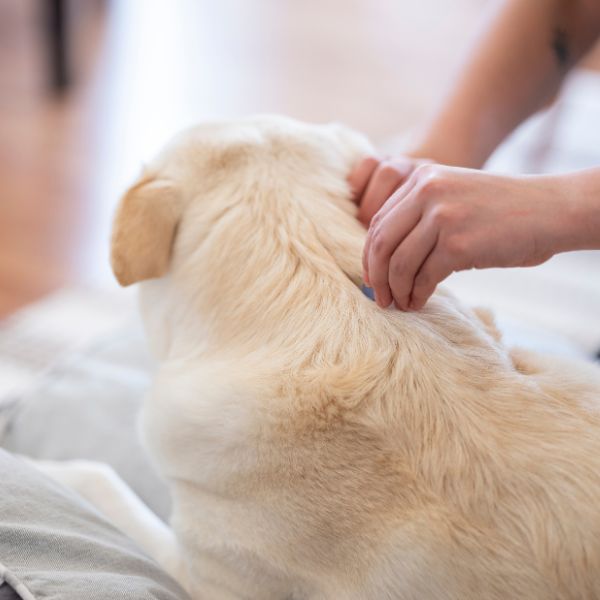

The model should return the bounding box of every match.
[357,156,380,180]
[371,228,388,258]
[415,164,445,196]
[378,160,401,182]
[370,211,383,227]
[390,256,407,278]
[443,235,468,258]
[420,175,441,196]
[363,155,380,169]
[414,162,437,180]
[429,203,454,226]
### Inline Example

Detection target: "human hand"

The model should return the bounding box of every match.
[349,155,431,226]
[362,164,573,310]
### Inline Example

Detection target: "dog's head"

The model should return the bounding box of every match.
[110,115,373,287]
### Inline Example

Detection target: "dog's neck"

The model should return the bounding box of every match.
[163,178,363,337]
[141,175,508,388]
[138,174,527,509]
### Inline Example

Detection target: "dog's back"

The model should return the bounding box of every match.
[112,116,600,599]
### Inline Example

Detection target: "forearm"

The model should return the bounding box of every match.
[553,167,600,252]
[409,0,600,168]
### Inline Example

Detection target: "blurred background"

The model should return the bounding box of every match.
[1,0,498,303]
[1,0,599,404]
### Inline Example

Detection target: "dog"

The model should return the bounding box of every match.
[37,115,600,599]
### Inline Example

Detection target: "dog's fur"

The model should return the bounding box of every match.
[44,116,600,599]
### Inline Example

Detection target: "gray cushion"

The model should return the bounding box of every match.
[0,448,189,600]
[0,584,19,600]
[1,326,171,521]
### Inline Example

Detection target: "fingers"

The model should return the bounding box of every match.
[357,158,416,226]
[409,246,455,310]
[367,168,420,228]
[387,220,438,310]
[362,173,420,286]
[365,194,422,308]
[348,157,379,205]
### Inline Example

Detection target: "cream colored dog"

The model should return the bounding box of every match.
[40,116,600,599]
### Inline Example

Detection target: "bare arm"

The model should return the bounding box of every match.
[351,0,600,224]
[350,0,600,310]
[411,0,600,168]
[362,166,600,310]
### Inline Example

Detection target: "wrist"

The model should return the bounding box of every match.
[562,169,600,251]
[540,170,600,253]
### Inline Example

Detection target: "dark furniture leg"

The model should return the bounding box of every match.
[44,0,70,92]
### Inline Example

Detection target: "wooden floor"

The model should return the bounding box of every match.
[0,0,598,317]
[0,0,107,315]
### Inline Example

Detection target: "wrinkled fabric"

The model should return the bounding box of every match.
[1,325,172,521]
[0,583,21,600]
[0,449,189,600]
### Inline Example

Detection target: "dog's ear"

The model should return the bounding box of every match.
[110,175,182,286]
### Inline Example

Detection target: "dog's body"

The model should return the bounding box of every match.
[39,117,600,599]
